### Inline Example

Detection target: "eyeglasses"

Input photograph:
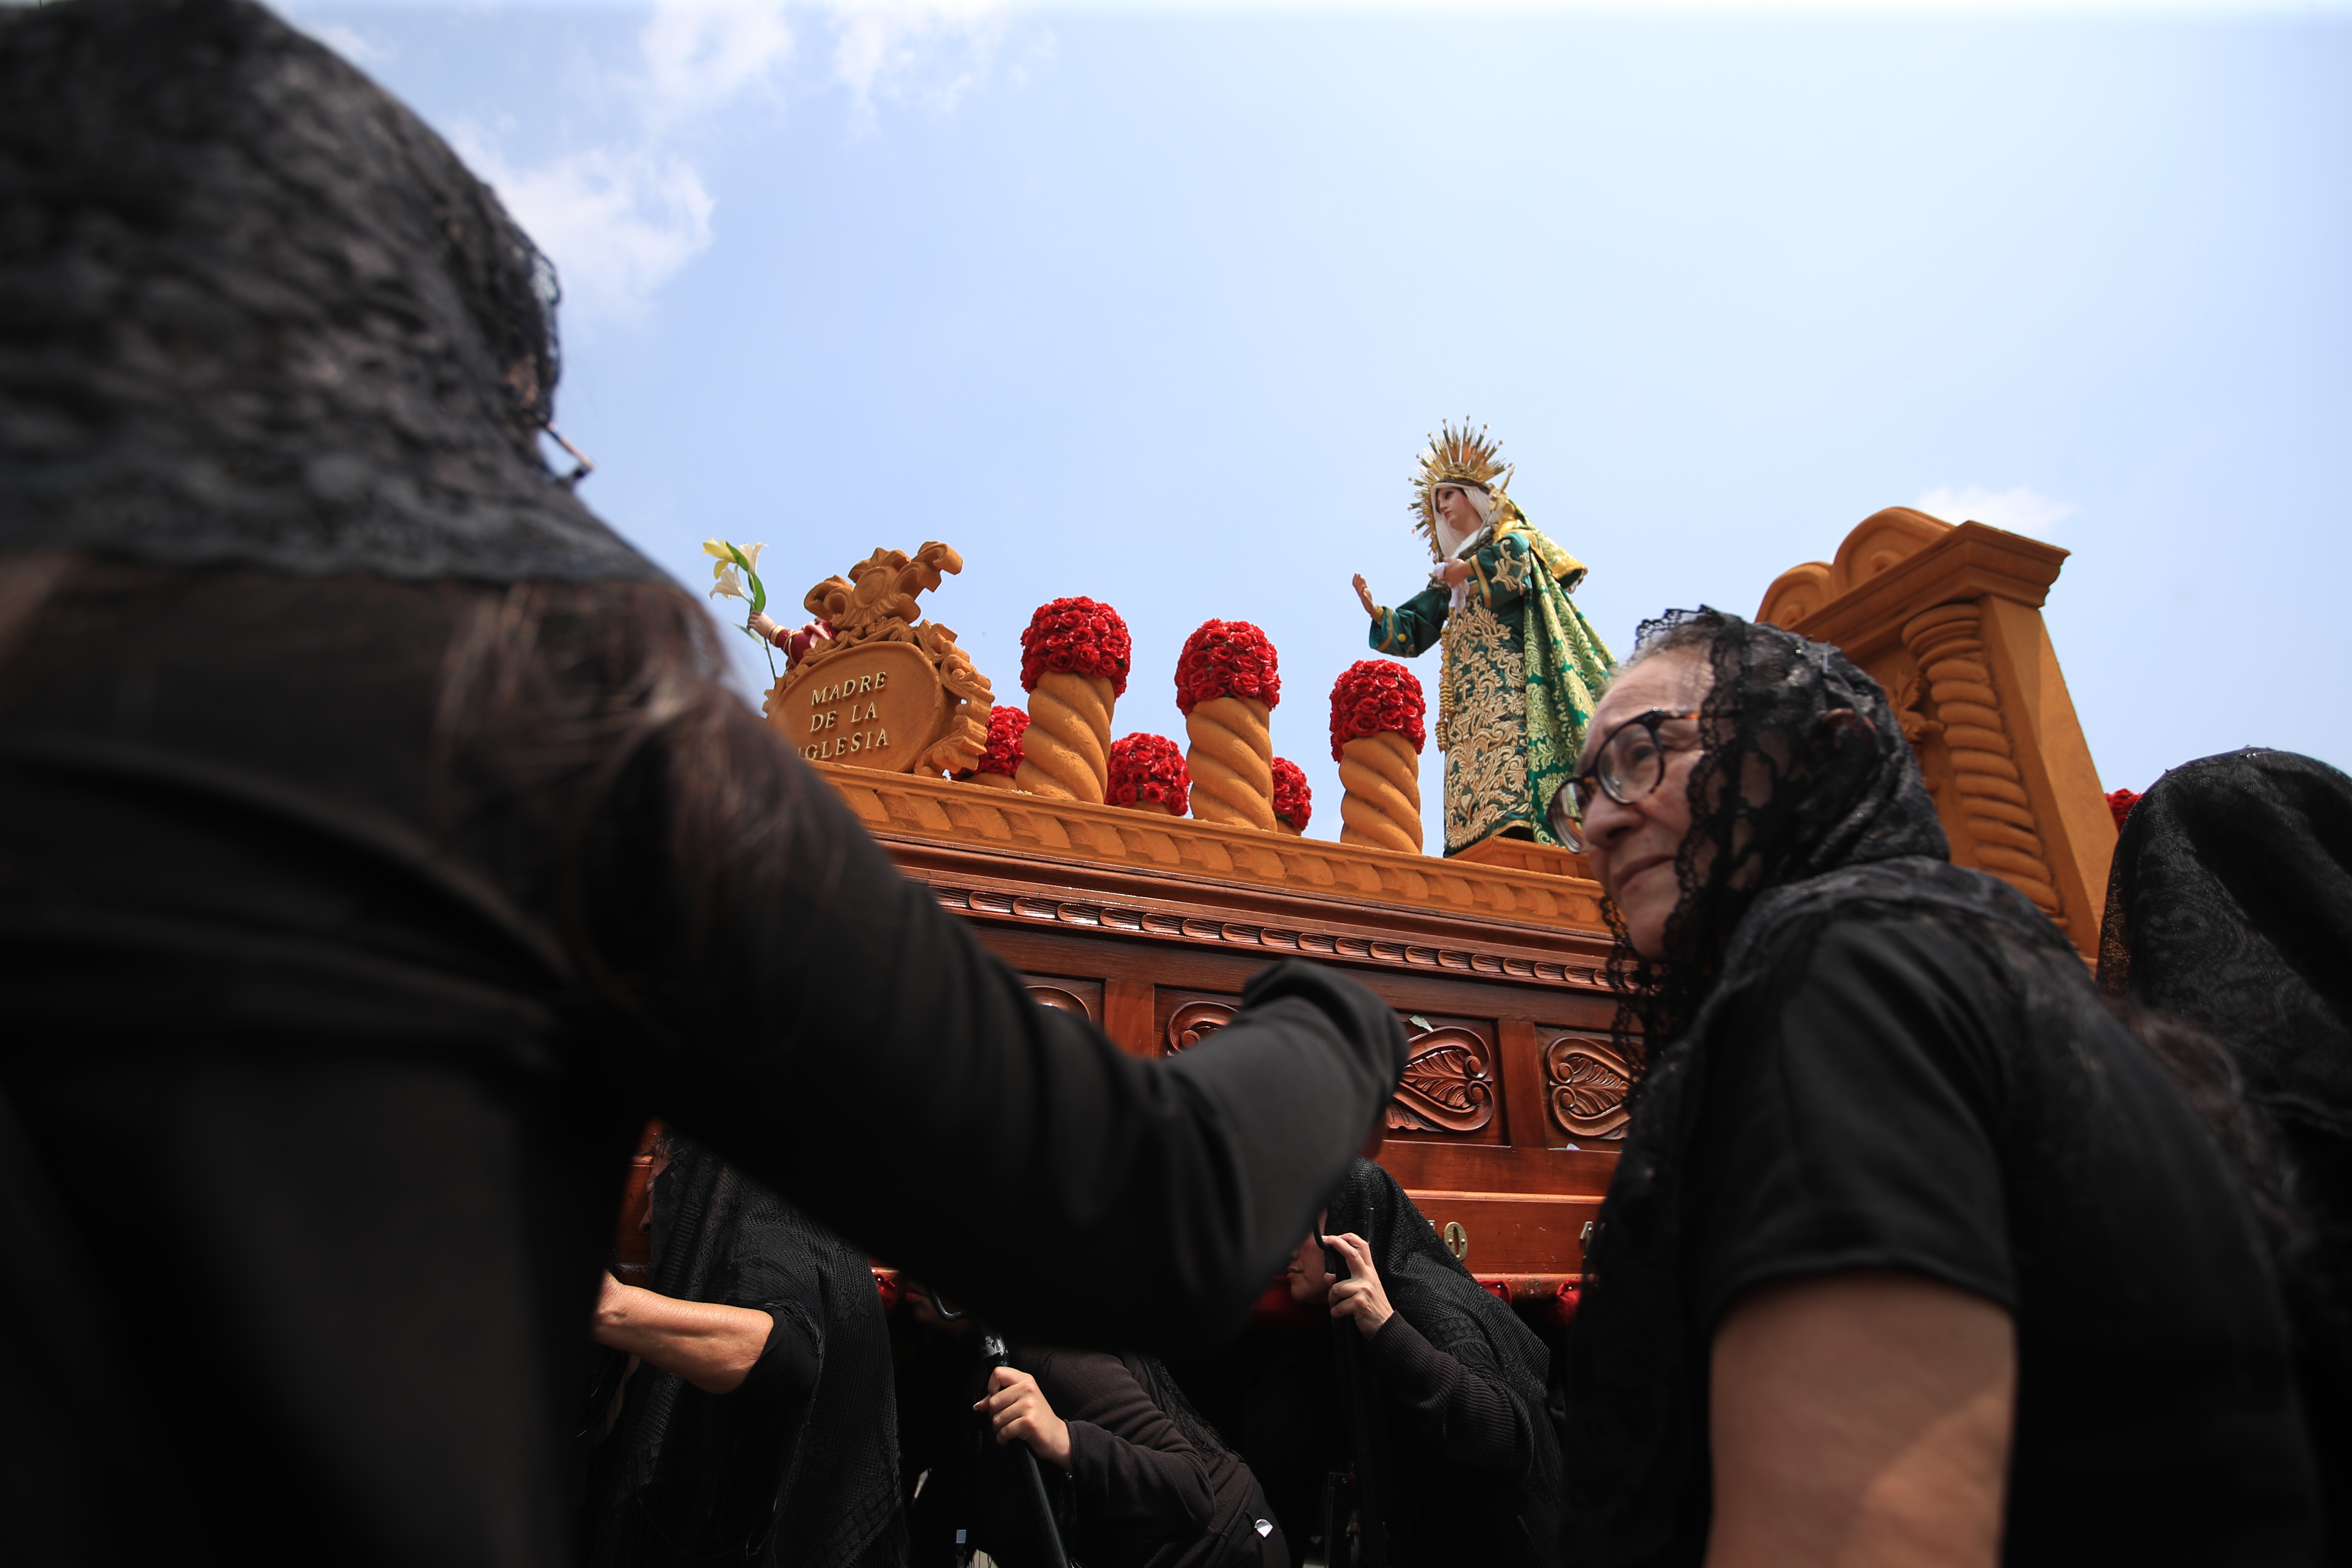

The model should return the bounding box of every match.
[1548,709,1702,852]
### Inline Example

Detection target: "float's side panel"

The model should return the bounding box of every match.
[963,918,1620,1280]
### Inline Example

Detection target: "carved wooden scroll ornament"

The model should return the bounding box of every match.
[1162,1005,1495,1134]
[1544,1034,1631,1140]
[1386,1027,1495,1133]
[1165,1001,1233,1053]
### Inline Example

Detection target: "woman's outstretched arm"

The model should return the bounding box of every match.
[611,703,1409,1356]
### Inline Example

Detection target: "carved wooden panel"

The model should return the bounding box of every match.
[1152,993,1502,1141]
[1023,975,1102,1023]
[1543,1032,1631,1142]
[1387,1025,1497,1134]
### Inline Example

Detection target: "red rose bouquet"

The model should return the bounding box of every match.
[959,705,1029,780]
[1107,732,1190,815]
[1020,597,1132,696]
[1174,620,1281,715]
[1271,757,1311,832]
[1328,659,1427,761]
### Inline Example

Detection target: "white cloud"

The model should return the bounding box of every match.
[1911,484,2080,539]
[824,0,1008,115]
[640,1,796,126]
[461,139,715,322]
[444,0,1013,321]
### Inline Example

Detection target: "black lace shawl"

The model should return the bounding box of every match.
[0,0,661,584]
[588,1139,904,1568]
[2099,748,2352,1140]
[1324,1158,1562,1567]
[1559,609,2071,1567]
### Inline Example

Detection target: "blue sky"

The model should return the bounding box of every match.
[288,0,2351,842]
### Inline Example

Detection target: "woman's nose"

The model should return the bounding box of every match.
[1582,792,1640,852]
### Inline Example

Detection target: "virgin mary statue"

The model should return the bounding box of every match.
[1351,423,1614,856]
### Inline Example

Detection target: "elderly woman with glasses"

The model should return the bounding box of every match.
[1546,609,2321,1568]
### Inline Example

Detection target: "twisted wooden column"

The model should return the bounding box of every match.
[1902,601,2066,927]
[1187,695,1275,831]
[1340,731,1422,854]
[1017,671,1115,802]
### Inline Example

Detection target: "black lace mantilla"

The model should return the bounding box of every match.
[0,0,662,584]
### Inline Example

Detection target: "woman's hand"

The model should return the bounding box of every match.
[977,1366,1073,1473]
[1324,1231,1395,1338]
[747,609,780,643]
[1352,573,1378,619]
[1440,559,1474,587]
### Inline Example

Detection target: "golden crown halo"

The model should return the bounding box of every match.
[1411,419,1514,553]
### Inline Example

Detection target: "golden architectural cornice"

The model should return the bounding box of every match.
[816,763,1618,987]
[1759,511,2070,662]
[1755,507,2113,957]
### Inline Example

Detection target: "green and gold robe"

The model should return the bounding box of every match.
[1370,521,1614,855]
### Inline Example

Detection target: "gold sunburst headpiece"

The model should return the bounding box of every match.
[1411,419,1514,557]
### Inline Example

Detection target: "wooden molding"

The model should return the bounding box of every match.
[822,764,1620,986]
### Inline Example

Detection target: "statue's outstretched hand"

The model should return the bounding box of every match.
[1352,573,1378,619]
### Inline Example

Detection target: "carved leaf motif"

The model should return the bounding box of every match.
[1165,1000,1236,1054]
[1385,1026,1494,1133]
[1544,1035,1630,1140]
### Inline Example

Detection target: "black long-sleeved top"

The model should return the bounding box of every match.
[1362,1314,1528,1476]
[0,559,1406,1566]
[1031,1351,1259,1568]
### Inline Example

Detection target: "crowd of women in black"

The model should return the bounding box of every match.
[1,3,2344,1564]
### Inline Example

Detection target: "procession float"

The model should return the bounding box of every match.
[623,436,2117,1336]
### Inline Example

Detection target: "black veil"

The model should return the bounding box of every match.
[2099,748,2352,1139]
[2100,747,2352,1563]
[587,1137,903,1568]
[0,0,659,584]
[1324,1158,1560,1566]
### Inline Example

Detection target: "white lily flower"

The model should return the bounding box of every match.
[741,541,765,574]
[709,563,747,602]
